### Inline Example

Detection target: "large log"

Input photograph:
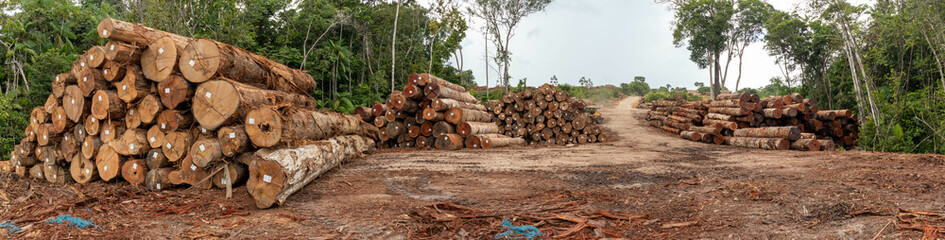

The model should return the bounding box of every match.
[689,125,721,135]
[480,135,526,149]
[146,168,175,190]
[116,66,151,103]
[732,126,800,141]
[679,131,702,141]
[95,145,122,181]
[212,163,248,189]
[140,36,184,82]
[457,122,499,138]
[724,137,789,150]
[77,68,108,97]
[445,107,492,124]
[121,159,148,186]
[425,85,478,104]
[91,90,126,119]
[246,135,374,209]
[434,134,464,150]
[244,107,373,148]
[217,126,249,157]
[162,132,194,162]
[191,139,223,168]
[156,110,194,133]
[102,60,126,82]
[104,40,143,64]
[761,108,783,119]
[716,93,752,101]
[109,128,149,156]
[70,155,98,184]
[178,38,316,95]
[709,107,750,116]
[413,73,465,91]
[63,86,89,123]
[193,79,317,130]
[51,73,76,98]
[702,119,738,130]
[156,75,193,109]
[97,18,190,49]
[790,139,822,151]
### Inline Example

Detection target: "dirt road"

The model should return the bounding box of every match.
[2,96,943,239]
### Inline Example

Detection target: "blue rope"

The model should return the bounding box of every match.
[45,215,101,230]
[494,219,543,239]
[0,221,21,233]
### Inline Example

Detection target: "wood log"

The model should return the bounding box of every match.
[372,103,388,117]
[193,79,317,130]
[136,95,163,126]
[422,108,445,121]
[386,121,406,139]
[36,123,59,146]
[430,98,487,112]
[353,106,373,122]
[147,125,166,148]
[724,137,789,150]
[167,170,183,186]
[434,134,464,150]
[403,84,424,100]
[52,73,77,98]
[51,107,73,133]
[178,155,211,189]
[709,107,750,116]
[44,95,60,114]
[155,75,193,109]
[420,121,434,137]
[95,145,122,181]
[819,110,852,118]
[121,159,148,185]
[244,106,371,148]
[680,131,702,141]
[733,126,800,141]
[109,128,149,156]
[708,99,747,108]
[102,60,126,82]
[416,73,465,91]
[213,163,248,189]
[156,110,193,133]
[146,168,175,190]
[480,135,526,149]
[790,139,822,151]
[162,132,194,162]
[457,122,499,138]
[42,163,71,183]
[703,119,738,130]
[373,115,387,128]
[125,107,142,129]
[432,122,455,136]
[91,90,125,119]
[59,133,78,158]
[100,120,125,143]
[63,86,89,123]
[817,139,836,151]
[85,46,107,68]
[389,94,419,112]
[445,107,492,124]
[77,68,108,97]
[117,66,151,103]
[716,93,751,101]
[689,125,722,135]
[70,154,98,184]
[247,135,373,209]
[104,40,143,64]
[29,164,45,180]
[762,108,783,119]
[178,38,316,95]
[464,135,482,148]
[425,85,478,103]
[140,36,183,82]
[97,18,189,49]
[146,149,169,169]
[815,111,836,121]
[218,126,249,157]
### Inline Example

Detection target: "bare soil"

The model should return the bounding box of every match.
[2,97,944,239]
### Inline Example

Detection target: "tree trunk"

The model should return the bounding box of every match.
[97,18,189,49]
[244,106,374,148]
[117,66,151,103]
[434,133,464,150]
[191,139,223,168]
[157,75,193,109]
[140,36,184,82]
[192,79,317,130]
[432,121,455,136]
[709,107,750,116]
[680,131,702,141]
[391,0,402,93]
[457,122,498,138]
[100,120,125,143]
[146,149,169,169]
[70,155,98,184]
[445,108,492,124]
[178,39,317,95]
[146,167,175,190]
[761,108,783,119]
[218,126,249,157]
[419,73,465,91]
[104,40,142,64]
[156,110,193,133]
[102,60,127,82]
[480,135,526,149]
[77,68,107,97]
[733,126,800,141]
[91,90,126,120]
[724,137,789,150]
[247,135,374,209]
[430,98,487,112]
[147,125,166,148]
[51,73,76,98]
[95,145,122,181]
[51,107,73,133]
[212,163,248,189]
[790,139,822,151]
[110,128,149,156]
[425,85,478,103]
[162,132,194,162]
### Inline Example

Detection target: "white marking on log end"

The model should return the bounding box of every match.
[164,88,170,94]
[150,137,156,142]
[102,29,108,36]
[104,130,109,135]
[156,183,161,190]
[199,144,205,152]
[158,48,164,54]
[110,44,114,50]
[190,164,197,171]
[248,118,255,124]
[104,165,108,172]
[161,123,166,129]
[83,77,87,82]
[104,69,108,75]
[229,133,235,139]
[166,143,172,149]
[205,92,212,99]
[189,60,195,67]
[132,163,137,170]
[153,152,158,158]
[263,175,272,183]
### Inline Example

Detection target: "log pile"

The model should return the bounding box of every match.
[357,73,527,150]
[486,84,608,145]
[645,92,858,151]
[4,18,375,209]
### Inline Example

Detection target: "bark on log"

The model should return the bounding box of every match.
[434,134,464,150]
[702,119,738,131]
[193,79,317,130]
[386,121,406,139]
[480,135,526,149]
[817,139,836,151]
[102,60,126,82]
[432,122,455,136]
[716,93,751,101]
[353,106,373,122]
[709,107,750,116]
[104,40,143,64]
[247,135,374,209]
[244,107,372,148]
[724,137,789,150]
[178,38,316,95]
[790,139,822,151]
[91,90,125,119]
[97,18,189,49]
[732,126,800,141]
[762,108,783,119]
[417,73,465,91]
[689,125,722,135]
[121,159,148,186]
[457,122,499,138]
[680,131,702,141]
[445,107,492,124]
[425,85,478,103]
[708,99,747,108]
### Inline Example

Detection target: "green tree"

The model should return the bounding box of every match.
[672,0,735,99]
[468,0,553,90]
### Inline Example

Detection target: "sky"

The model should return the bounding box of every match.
[447,0,871,90]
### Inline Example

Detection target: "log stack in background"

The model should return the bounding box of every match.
[487,84,607,145]
[645,92,858,151]
[4,18,376,209]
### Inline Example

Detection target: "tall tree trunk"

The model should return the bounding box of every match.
[484,32,489,98]
[714,51,722,98]
[921,31,945,95]
[839,30,867,123]
[708,53,717,100]
[391,0,402,93]
[735,48,745,92]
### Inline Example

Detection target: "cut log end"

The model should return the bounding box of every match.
[247,158,286,209]
[245,107,283,148]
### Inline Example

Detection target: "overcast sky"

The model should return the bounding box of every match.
[449,0,871,90]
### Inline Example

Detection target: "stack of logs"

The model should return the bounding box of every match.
[3,18,378,209]
[353,73,527,150]
[486,84,607,145]
[646,92,858,151]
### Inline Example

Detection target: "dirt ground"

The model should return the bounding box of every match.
[2,96,944,239]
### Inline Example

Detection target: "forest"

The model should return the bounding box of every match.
[667,0,945,154]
